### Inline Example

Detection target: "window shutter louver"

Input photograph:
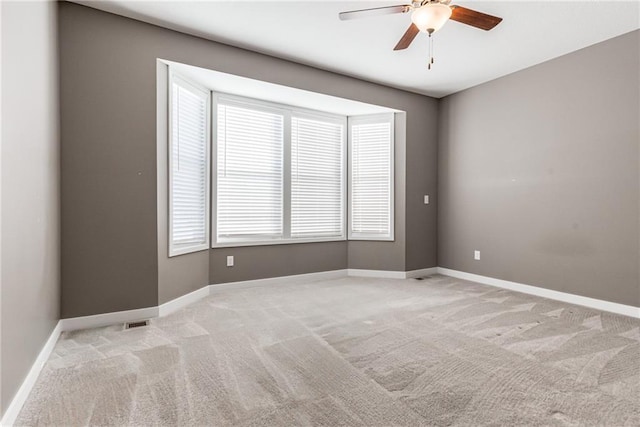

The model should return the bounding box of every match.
[169,77,210,256]
[216,102,284,241]
[291,116,345,238]
[349,115,394,240]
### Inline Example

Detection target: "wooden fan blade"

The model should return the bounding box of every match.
[339,5,411,21]
[394,23,420,51]
[450,6,502,31]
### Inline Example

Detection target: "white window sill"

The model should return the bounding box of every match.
[169,243,210,257]
[212,236,346,248]
[348,235,395,242]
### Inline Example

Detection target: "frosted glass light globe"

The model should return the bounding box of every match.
[411,3,452,33]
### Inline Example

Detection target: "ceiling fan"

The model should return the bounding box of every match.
[339,0,502,69]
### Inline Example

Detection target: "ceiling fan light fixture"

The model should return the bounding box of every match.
[411,3,452,34]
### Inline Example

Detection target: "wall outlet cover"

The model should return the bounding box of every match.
[226,255,234,267]
[474,250,481,261]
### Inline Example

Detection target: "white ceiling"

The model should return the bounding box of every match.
[76,1,639,98]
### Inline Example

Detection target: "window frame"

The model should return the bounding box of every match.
[348,113,395,242]
[168,72,212,257]
[211,93,348,248]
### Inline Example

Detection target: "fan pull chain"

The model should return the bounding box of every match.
[427,31,435,70]
[431,33,435,65]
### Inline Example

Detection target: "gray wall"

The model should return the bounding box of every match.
[438,30,640,306]
[210,243,348,286]
[405,101,439,271]
[60,2,439,314]
[1,0,60,415]
[59,3,159,317]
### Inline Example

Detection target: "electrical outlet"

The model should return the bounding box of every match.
[474,250,481,261]
[424,195,430,204]
[226,255,234,267]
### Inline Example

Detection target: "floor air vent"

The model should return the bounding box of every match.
[125,320,149,329]
[414,276,433,281]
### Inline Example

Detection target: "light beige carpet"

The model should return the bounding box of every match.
[16,275,640,426]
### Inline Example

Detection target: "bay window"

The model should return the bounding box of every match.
[168,72,394,256]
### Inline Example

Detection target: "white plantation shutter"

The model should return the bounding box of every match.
[349,114,394,240]
[291,115,345,238]
[216,101,284,242]
[169,76,210,256]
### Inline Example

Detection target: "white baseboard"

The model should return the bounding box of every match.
[59,306,159,332]
[158,286,210,317]
[405,267,439,279]
[347,267,438,279]
[55,268,442,332]
[60,271,354,332]
[209,269,349,293]
[0,321,62,427]
[347,269,406,279]
[437,267,640,319]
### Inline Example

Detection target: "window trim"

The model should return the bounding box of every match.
[168,72,212,257]
[211,92,348,248]
[347,113,395,242]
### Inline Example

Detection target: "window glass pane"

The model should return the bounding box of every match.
[350,116,393,239]
[291,116,344,238]
[170,79,209,255]
[217,103,284,241]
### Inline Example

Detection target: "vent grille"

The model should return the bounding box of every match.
[125,320,149,329]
